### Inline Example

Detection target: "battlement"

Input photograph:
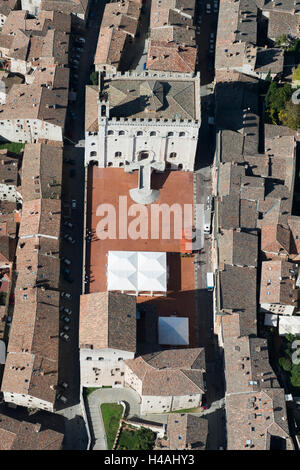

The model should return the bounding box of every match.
[103,70,200,81]
[98,116,200,127]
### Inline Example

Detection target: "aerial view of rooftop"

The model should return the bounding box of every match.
[0,0,298,457]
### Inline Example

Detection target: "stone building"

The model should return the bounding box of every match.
[79,291,136,388]
[125,348,206,414]
[85,71,201,171]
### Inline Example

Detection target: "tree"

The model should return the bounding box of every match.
[274,34,288,48]
[90,71,99,86]
[265,82,292,113]
[291,363,300,388]
[293,64,300,82]
[279,100,300,130]
[279,356,292,372]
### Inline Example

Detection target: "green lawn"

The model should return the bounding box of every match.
[100,403,123,450]
[117,425,156,450]
[0,142,25,154]
[169,407,201,413]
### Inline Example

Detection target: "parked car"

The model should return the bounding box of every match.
[64,157,75,165]
[71,199,77,209]
[59,381,69,389]
[206,3,211,13]
[61,292,72,299]
[64,234,76,244]
[201,394,208,410]
[64,221,74,228]
[60,315,71,323]
[64,274,74,283]
[57,392,68,402]
[76,37,85,44]
[63,325,70,332]
[62,308,72,315]
[62,257,71,265]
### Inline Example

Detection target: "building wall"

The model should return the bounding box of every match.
[95,63,117,74]
[140,393,202,414]
[260,303,295,315]
[0,183,22,203]
[85,120,199,171]
[124,365,202,413]
[0,13,7,26]
[80,347,134,388]
[21,0,41,16]
[124,363,143,396]
[3,391,54,412]
[0,118,63,142]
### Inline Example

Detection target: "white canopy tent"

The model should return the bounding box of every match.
[107,251,167,295]
[264,313,278,327]
[158,316,189,345]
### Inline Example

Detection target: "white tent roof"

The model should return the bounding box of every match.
[279,316,300,335]
[158,316,189,345]
[107,251,167,294]
[264,314,278,327]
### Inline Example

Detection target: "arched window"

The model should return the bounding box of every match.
[119,130,125,135]
[179,132,186,137]
[169,152,177,158]
[101,105,106,117]
[107,162,113,166]
[167,132,174,137]
[115,151,122,158]
[108,130,114,135]
[137,131,143,136]
[150,131,156,136]
[90,151,97,157]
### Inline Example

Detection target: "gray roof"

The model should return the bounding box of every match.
[232,230,258,267]
[103,76,198,120]
[166,414,208,450]
[220,264,257,311]
[224,335,280,394]
[255,48,284,74]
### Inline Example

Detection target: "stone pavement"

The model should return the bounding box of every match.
[56,403,89,450]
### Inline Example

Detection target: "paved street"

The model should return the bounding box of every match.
[54,0,106,436]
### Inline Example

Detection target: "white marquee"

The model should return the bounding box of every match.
[158,316,189,345]
[107,251,167,295]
